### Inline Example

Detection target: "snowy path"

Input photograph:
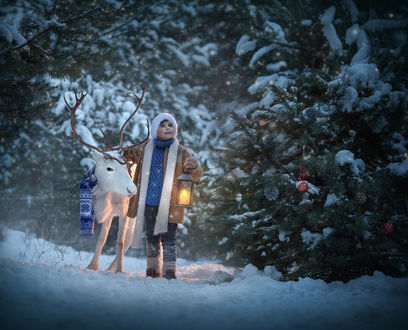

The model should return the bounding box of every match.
[0,228,407,330]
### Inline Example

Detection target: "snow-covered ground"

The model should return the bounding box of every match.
[0,228,407,330]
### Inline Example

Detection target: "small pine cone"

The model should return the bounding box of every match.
[356,192,367,204]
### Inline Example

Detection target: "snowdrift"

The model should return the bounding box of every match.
[0,228,407,330]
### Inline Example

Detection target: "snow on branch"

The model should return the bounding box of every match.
[0,21,27,47]
[264,21,287,42]
[167,44,190,67]
[343,0,359,23]
[386,159,408,176]
[320,6,343,52]
[235,34,257,56]
[248,74,291,95]
[0,7,103,57]
[301,230,323,250]
[362,19,408,32]
[335,150,365,177]
[249,45,276,68]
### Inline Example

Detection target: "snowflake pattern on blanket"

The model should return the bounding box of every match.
[79,166,97,236]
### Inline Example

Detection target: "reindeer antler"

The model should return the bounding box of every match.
[116,86,146,149]
[111,86,150,151]
[120,120,150,151]
[63,87,149,165]
[63,90,102,153]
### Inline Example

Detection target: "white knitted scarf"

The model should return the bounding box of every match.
[131,138,179,248]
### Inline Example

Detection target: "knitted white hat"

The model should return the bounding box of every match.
[151,113,178,139]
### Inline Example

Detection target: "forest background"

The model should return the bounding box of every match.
[1,0,407,282]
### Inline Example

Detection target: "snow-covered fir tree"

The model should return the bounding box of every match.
[208,0,408,281]
[0,0,218,252]
[0,0,132,247]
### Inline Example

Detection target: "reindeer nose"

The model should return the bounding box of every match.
[127,185,137,196]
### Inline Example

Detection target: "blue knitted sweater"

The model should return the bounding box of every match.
[146,138,174,206]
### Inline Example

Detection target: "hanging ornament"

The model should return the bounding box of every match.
[384,223,393,233]
[297,167,306,181]
[355,191,367,204]
[297,167,309,193]
[298,181,309,192]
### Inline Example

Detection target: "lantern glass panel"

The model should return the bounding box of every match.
[176,173,194,207]
[178,182,191,205]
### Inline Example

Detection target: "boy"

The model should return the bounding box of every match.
[123,113,202,279]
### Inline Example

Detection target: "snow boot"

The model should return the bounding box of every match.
[164,269,176,280]
[146,268,161,278]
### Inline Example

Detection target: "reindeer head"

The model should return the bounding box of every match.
[64,87,149,198]
[92,150,136,197]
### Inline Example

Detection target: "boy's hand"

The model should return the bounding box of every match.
[184,157,198,170]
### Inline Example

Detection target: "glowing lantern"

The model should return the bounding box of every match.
[176,172,195,207]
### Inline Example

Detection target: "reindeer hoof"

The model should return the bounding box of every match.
[87,264,99,271]
[106,264,116,273]
[106,266,124,273]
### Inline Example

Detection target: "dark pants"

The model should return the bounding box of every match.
[145,204,178,263]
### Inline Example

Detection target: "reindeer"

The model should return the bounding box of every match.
[64,88,148,273]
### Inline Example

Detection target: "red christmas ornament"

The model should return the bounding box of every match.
[298,181,309,192]
[384,223,393,233]
[297,167,306,182]
[297,167,308,192]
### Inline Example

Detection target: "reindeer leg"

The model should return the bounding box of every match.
[124,217,136,253]
[107,215,129,273]
[87,217,113,271]
[107,217,136,273]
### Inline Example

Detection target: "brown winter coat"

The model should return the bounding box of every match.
[122,140,202,224]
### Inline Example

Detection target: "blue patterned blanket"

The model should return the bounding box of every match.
[79,166,97,236]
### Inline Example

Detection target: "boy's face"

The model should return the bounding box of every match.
[157,120,175,141]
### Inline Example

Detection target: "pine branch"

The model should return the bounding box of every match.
[266,39,326,62]
[28,41,54,59]
[0,7,103,57]
[101,14,138,36]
